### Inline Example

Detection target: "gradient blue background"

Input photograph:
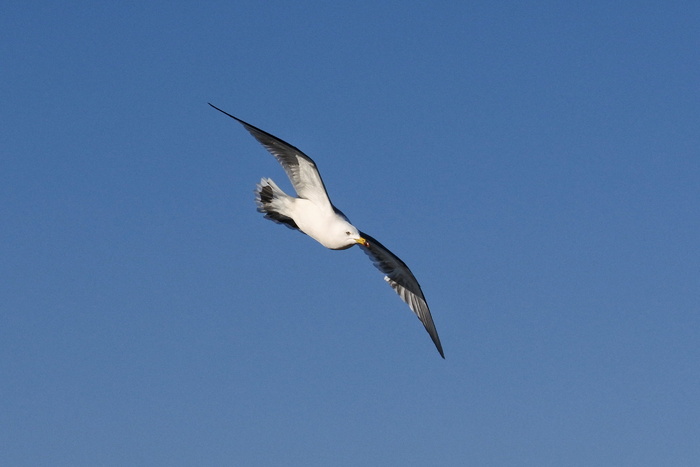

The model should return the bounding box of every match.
[2,2,699,465]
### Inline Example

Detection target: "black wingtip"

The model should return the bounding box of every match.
[435,341,445,359]
[208,102,240,122]
[424,318,445,358]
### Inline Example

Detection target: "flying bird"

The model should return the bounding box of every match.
[209,103,444,358]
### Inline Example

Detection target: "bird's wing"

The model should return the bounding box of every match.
[209,103,333,210]
[358,231,444,358]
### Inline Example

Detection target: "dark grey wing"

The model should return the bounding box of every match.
[359,231,444,358]
[209,103,333,210]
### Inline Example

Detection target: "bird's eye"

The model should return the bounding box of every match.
[345,231,351,236]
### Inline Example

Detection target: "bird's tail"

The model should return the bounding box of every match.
[254,178,299,230]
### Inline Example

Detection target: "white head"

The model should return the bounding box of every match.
[332,221,369,250]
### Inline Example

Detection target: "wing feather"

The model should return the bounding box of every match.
[359,231,444,358]
[209,103,333,210]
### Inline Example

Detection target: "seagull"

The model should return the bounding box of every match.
[209,103,444,358]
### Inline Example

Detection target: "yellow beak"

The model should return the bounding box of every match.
[355,237,370,247]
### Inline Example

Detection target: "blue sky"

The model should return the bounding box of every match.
[2,1,699,465]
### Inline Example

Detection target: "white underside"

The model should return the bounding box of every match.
[289,198,357,250]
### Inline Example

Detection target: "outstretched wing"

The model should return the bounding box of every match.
[358,231,444,358]
[209,103,333,211]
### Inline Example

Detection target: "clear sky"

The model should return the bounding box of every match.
[2,1,699,465]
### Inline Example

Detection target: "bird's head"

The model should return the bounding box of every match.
[334,223,369,250]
